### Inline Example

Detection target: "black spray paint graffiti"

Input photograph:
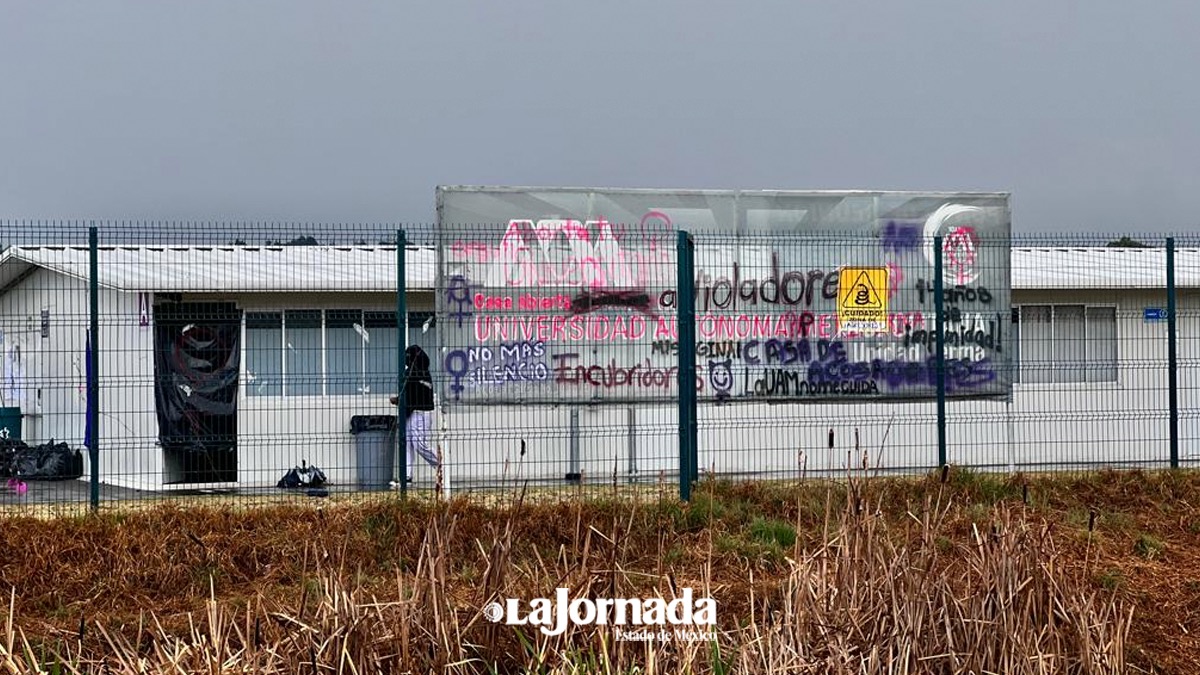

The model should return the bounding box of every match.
[914,278,993,305]
[708,359,734,400]
[912,279,995,324]
[569,289,655,315]
[444,340,549,400]
[743,338,815,366]
[696,253,839,312]
[551,353,704,392]
[750,370,881,397]
[652,340,744,360]
[902,314,1004,354]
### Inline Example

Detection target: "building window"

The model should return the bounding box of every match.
[244,309,413,397]
[285,310,323,396]
[363,311,402,396]
[1014,304,1117,384]
[327,310,366,396]
[245,312,283,396]
[407,311,437,369]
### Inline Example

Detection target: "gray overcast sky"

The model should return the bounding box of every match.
[2,1,1198,234]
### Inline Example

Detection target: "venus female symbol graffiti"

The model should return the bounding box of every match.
[922,204,983,285]
[446,275,474,327]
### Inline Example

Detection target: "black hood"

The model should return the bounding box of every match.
[406,345,430,374]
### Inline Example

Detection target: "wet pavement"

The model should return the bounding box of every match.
[0,477,421,511]
[1,476,142,507]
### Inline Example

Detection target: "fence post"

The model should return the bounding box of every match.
[933,235,947,469]
[88,225,100,512]
[1168,237,1179,469]
[676,230,697,501]
[397,229,408,496]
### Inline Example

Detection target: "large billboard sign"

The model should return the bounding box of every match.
[436,187,1011,405]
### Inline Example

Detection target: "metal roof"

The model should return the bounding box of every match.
[0,244,1194,293]
[1011,246,1200,290]
[0,245,436,293]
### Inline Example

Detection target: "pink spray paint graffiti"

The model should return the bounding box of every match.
[923,204,983,285]
[449,217,672,290]
[943,226,979,285]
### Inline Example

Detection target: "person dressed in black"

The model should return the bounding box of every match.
[390,345,438,479]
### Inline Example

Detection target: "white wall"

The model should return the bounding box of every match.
[96,287,160,489]
[993,289,1169,470]
[6,271,1182,491]
[439,398,938,485]
[0,268,91,448]
[0,270,159,489]
[1175,289,1200,465]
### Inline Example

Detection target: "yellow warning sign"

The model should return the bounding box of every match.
[837,267,889,334]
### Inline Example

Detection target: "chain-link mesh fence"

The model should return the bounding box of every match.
[0,220,1189,512]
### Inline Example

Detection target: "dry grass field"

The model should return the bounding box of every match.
[1,468,1198,673]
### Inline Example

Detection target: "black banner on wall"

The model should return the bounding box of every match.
[153,302,241,478]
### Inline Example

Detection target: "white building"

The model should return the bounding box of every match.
[0,244,1196,491]
[0,244,436,490]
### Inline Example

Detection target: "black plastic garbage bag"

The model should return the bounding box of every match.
[277,462,328,489]
[0,438,29,478]
[6,440,83,481]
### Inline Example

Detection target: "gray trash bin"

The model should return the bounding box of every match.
[350,415,396,491]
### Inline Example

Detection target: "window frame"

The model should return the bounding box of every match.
[243,311,284,398]
[240,307,413,399]
[326,308,372,397]
[363,310,407,396]
[1012,302,1119,387]
[282,309,324,398]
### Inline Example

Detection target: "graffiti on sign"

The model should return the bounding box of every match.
[436,187,1012,404]
[922,204,983,286]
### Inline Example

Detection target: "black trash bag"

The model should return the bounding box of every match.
[277,462,328,489]
[48,442,84,481]
[0,438,30,478]
[12,440,84,481]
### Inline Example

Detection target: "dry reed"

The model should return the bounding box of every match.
[0,474,1134,674]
